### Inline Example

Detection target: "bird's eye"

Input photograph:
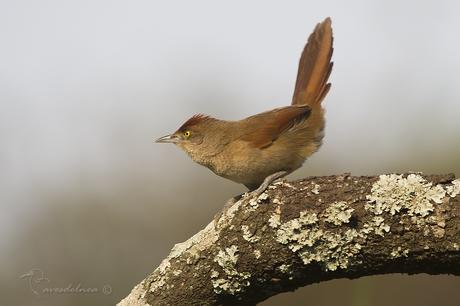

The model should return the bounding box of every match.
[183,131,191,138]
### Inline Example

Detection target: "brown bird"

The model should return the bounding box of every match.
[156,17,333,196]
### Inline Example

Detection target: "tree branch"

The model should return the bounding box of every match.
[118,173,460,306]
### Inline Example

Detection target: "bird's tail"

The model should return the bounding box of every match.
[291,17,333,106]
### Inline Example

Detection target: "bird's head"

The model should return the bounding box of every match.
[155,114,221,162]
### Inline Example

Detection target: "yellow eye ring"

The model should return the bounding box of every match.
[183,131,191,138]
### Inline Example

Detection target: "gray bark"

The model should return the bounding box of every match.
[118,173,460,306]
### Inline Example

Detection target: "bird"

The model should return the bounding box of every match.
[156,17,333,197]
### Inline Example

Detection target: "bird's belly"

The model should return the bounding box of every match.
[209,140,306,187]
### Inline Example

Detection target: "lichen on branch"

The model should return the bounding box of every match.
[119,173,460,306]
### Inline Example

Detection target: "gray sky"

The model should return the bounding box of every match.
[1,1,459,305]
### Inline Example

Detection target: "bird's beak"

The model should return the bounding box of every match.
[155,134,180,143]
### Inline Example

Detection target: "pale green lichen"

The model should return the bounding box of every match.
[432,226,445,238]
[241,225,260,243]
[323,201,354,226]
[276,211,319,251]
[212,245,251,295]
[214,245,239,270]
[210,270,219,278]
[268,213,281,228]
[365,174,452,239]
[278,264,291,273]
[186,254,200,265]
[362,216,390,237]
[269,174,452,275]
[149,254,172,292]
[311,183,320,194]
[390,247,409,258]
[422,214,447,238]
[436,219,446,228]
[275,211,361,271]
[158,259,171,275]
[150,277,166,293]
[172,270,182,276]
[247,192,269,211]
[447,179,460,197]
[366,174,446,217]
[299,229,361,271]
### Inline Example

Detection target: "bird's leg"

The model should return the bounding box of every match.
[214,171,287,227]
[247,171,288,198]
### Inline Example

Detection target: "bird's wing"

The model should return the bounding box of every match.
[292,17,333,106]
[240,106,311,149]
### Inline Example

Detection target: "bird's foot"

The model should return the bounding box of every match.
[213,171,287,228]
[247,171,288,199]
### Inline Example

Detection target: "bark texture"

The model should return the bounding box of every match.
[119,173,460,306]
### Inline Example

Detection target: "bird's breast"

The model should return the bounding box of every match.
[206,139,307,187]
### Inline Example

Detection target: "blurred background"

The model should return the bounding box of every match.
[1,0,459,305]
